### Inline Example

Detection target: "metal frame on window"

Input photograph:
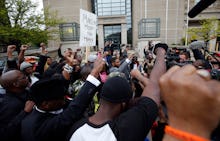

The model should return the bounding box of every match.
[59,23,80,41]
[138,18,160,38]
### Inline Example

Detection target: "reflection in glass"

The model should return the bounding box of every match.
[138,18,160,38]
[59,23,80,41]
[104,25,121,43]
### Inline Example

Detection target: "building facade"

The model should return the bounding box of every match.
[43,0,220,53]
[43,0,92,51]
[93,0,132,48]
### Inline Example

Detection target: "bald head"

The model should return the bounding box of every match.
[0,70,28,91]
[40,42,46,47]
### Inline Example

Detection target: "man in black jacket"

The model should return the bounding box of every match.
[0,70,34,141]
[21,58,105,141]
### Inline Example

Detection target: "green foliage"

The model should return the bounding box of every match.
[188,17,220,42]
[0,0,11,26]
[0,0,63,47]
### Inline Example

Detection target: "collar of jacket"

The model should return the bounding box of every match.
[35,106,63,114]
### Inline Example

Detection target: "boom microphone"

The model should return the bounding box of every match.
[188,0,217,18]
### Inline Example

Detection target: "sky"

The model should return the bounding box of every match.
[33,0,43,13]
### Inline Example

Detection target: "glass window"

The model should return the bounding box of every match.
[59,23,80,41]
[103,8,111,12]
[112,0,120,2]
[112,11,120,15]
[95,0,127,16]
[97,4,102,7]
[97,0,102,3]
[112,3,121,7]
[104,25,121,43]
[94,0,132,44]
[112,7,121,11]
[102,3,111,7]
[138,18,160,38]
[121,2,125,6]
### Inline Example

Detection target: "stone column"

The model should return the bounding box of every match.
[98,24,104,48]
[121,23,127,45]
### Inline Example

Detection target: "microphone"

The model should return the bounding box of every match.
[189,40,206,50]
[188,0,216,18]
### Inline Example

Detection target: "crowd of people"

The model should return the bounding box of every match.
[0,41,220,141]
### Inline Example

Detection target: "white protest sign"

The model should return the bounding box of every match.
[80,9,97,47]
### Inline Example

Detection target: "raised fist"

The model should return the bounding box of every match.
[20,45,29,51]
[7,45,16,53]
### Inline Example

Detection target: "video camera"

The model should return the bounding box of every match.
[165,48,192,69]
[210,69,220,81]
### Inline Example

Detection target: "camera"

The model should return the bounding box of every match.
[132,56,138,62]
[210,69,220,81]
[165,48,192,69]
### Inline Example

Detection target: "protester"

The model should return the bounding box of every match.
[44,56,52,71]
[109,54,133,81]
[67,43,167,141]
[21,58,105,141]
[0,70,35,141]
[20,61,39,86]
[68,64,96,117]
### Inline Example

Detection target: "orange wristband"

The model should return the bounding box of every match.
[165,125,209,141]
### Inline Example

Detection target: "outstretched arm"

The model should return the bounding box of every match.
[144,44,167,105]
[131,43,167,105]
[6,45,18,70]
[18,45,28,65]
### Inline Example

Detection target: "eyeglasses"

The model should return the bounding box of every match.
[17,75,28,81]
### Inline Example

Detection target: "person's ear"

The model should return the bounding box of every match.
[13,82,19,87]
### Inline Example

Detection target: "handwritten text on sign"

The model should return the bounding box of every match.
[80,9,97,47]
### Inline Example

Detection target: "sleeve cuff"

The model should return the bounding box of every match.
[125,58,131,63]
[86,74,101,87]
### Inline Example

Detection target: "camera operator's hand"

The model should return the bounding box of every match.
[160,65,220,139]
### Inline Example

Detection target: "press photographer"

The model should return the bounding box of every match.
[165,47,192,69]
[189,40,220,80]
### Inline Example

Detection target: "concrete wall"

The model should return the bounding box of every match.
[43,0,92,23]
[132,0,185,49]
[43,0,92,51]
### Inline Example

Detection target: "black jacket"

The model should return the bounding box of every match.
[21,80,99,141]
[0,91,29,141]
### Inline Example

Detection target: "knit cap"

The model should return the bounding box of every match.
[88,54,97,63]
[100,76,132,103]
[20,62,33,71]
